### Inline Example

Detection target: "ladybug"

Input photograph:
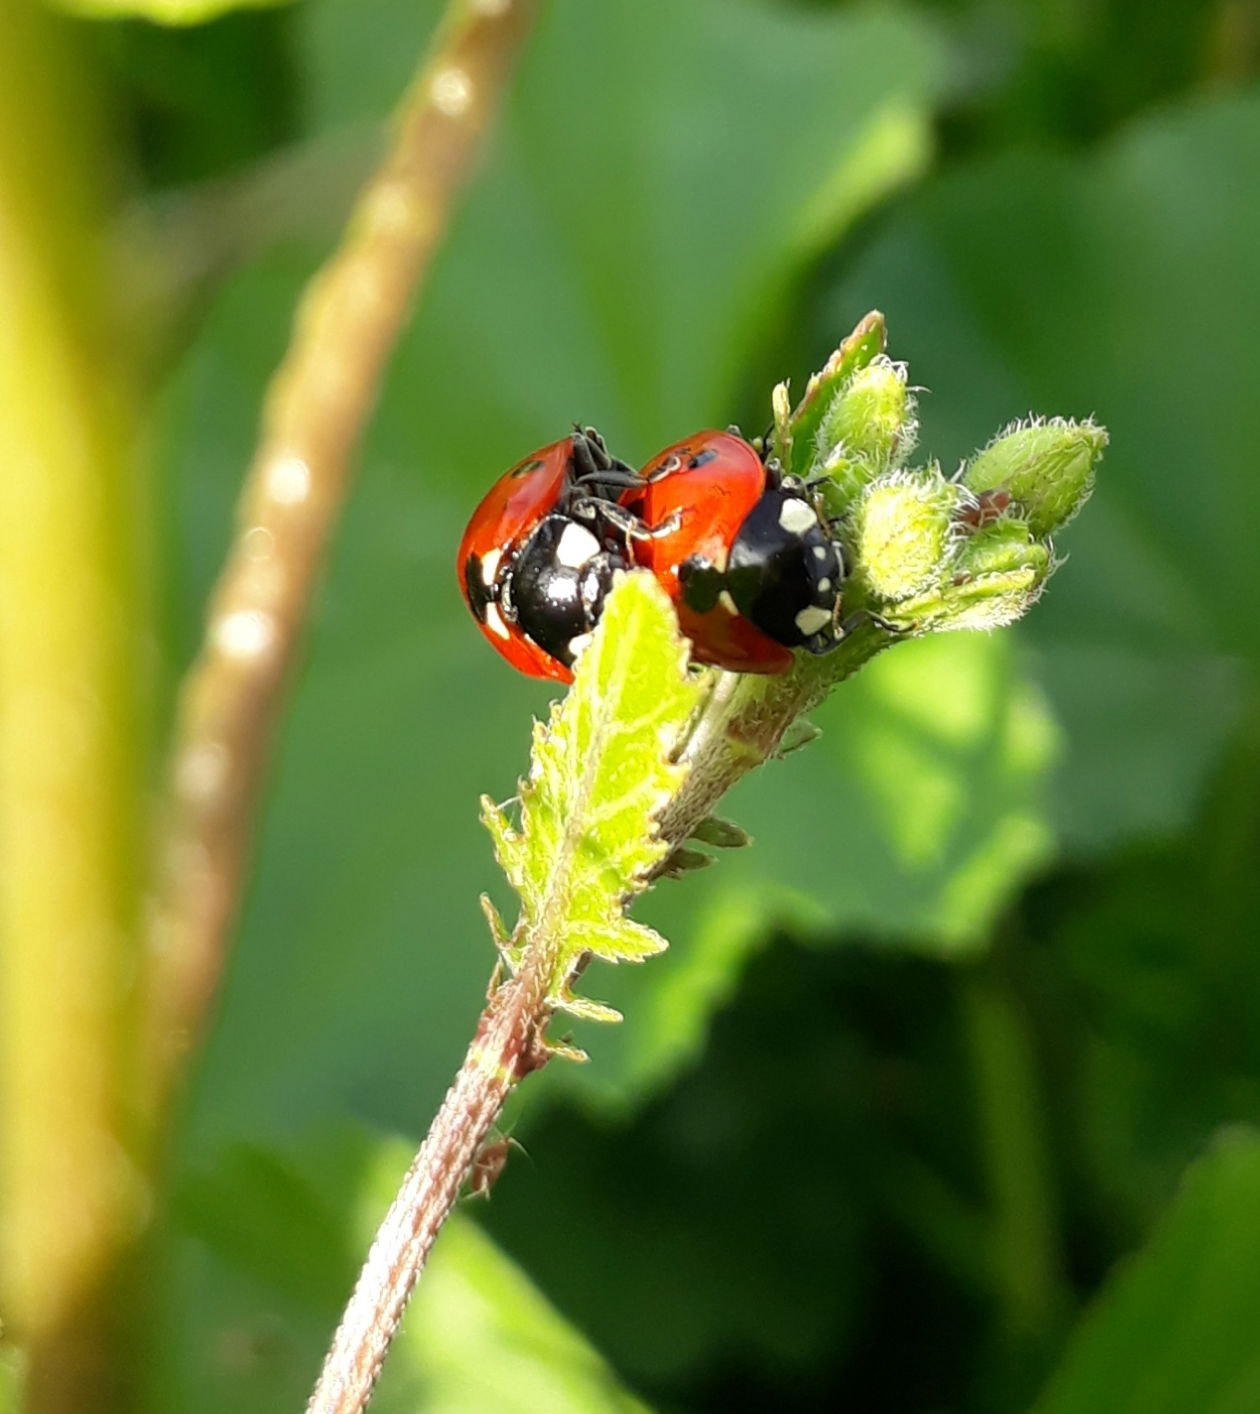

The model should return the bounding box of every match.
[458,429,634,682]
[620,430,842,673]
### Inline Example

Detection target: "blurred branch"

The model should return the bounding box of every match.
[145,0,534,1099]
[0,3,149,1410]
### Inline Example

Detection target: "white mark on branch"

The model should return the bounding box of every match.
[265,455,311,506]
[242,526,275,562]
[432,67,474,117]
[176,743,229,802]
[213,610,276,660]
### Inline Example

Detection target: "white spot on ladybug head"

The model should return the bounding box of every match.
[555,521,601,569]
[479,547,502,587]
[484,603,511,640]
[813,544,829,561]
[817,578,832,594]
[718,590,739,616]
[795,606,832,636]
[567,632,593,659]
[778,498,818,536]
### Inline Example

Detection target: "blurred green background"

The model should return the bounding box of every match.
[14,0,1260,1408]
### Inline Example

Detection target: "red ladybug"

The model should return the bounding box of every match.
[458,429,632,682]
[620,430,842,673]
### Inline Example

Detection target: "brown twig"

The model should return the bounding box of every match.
[145,0,534,1097]
[307,955,550,1414]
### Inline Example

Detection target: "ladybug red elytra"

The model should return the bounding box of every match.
[457,429,633,682]
[620,430,843,674]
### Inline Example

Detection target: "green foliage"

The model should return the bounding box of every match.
[481,574,700,1017]
[1034,1130,1260,1414]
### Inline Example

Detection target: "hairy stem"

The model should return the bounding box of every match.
[658,622,891,852]
[145,0,534,1100]
[307,955,550,1414]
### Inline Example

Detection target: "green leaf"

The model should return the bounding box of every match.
[169,1128,652,1414]
[484,573,700,996]
[776,310,887,478]
[555,631,1059,1106]
[399,1214,653,1414]
[1034,1130,1260,1414]
[689,816,750,850]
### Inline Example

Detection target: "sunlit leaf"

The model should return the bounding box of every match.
[484,573,699,997]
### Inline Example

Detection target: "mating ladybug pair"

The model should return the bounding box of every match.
[458,427,844,683]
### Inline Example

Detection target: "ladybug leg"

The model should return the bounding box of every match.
[637,510,683,540]
[570,497,646,536]
[833,607,903,640]
[572,467,642,491]
[802,605,903,657]
[572,498,681,542]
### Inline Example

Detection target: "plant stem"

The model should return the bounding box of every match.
[0,4,148,1408]
[657,622,891,852]
[145,0,534,1104]
[307,954,550,1414]
[312,618,891,1407]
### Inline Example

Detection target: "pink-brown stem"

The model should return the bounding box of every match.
[307,955,550,1414]
[145,0,534,1101]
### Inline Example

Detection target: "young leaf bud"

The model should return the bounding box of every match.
[851,470,957,605]
[964,418,1105,539]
